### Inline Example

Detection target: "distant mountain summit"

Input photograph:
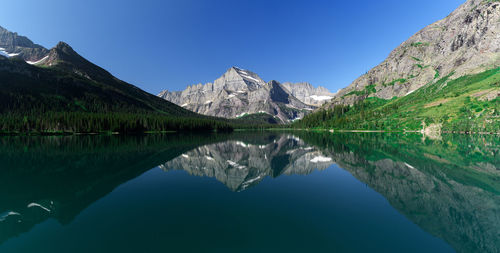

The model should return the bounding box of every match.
[159,67,334,123]
[329,0,500,105]
[281,82,335,106]
[0,26,49,62]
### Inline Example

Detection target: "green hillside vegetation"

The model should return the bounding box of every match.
[343,84,377,97]
[382,78,408,87]
[236,112,280,124]
[294,68,500,132]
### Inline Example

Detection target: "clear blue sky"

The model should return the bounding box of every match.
[0,0,464,94]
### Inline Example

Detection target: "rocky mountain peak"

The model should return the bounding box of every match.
[218,66,266,90]
[44,41,80,66]
[158,67,322,123]
[38,41,117,83]
[45,41,78,62]
[55,41,73,51]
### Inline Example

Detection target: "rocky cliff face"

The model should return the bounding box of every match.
[159,135,333,191]
[330,0,500,105]
[281,82,336,106]
[158,67,333,123]
[0,26,49,62]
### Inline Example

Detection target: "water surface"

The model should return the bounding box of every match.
[0,132,498,252]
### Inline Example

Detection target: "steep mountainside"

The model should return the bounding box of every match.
[0,43,194,116]
[0,26,232,133]
[295,68,500,132]
[329,0,499,105]
[159,67,334,123]
[297,0,500,132]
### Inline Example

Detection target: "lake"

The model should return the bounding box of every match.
[0,132,498,253]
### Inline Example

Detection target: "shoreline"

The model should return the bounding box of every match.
[0,128,499,136]
[260,128,500,135]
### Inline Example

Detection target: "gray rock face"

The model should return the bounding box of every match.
[158,67,331,123]
[281,82,336,106]
[159,135,333,191]
[0,26,49,63]
[330,0,500,105]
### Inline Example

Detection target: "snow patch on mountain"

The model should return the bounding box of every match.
[310,95,332,101]
[26,55,49,65]
[0,48,20,57]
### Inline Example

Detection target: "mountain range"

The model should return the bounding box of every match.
[0,0,498,132]
[158,67,335,123]
[159,0,499,129]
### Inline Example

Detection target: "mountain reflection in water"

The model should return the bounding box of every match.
[0,132,497,253]
[160,134,333,191]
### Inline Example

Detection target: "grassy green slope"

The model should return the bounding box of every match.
[294,68,500,132]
